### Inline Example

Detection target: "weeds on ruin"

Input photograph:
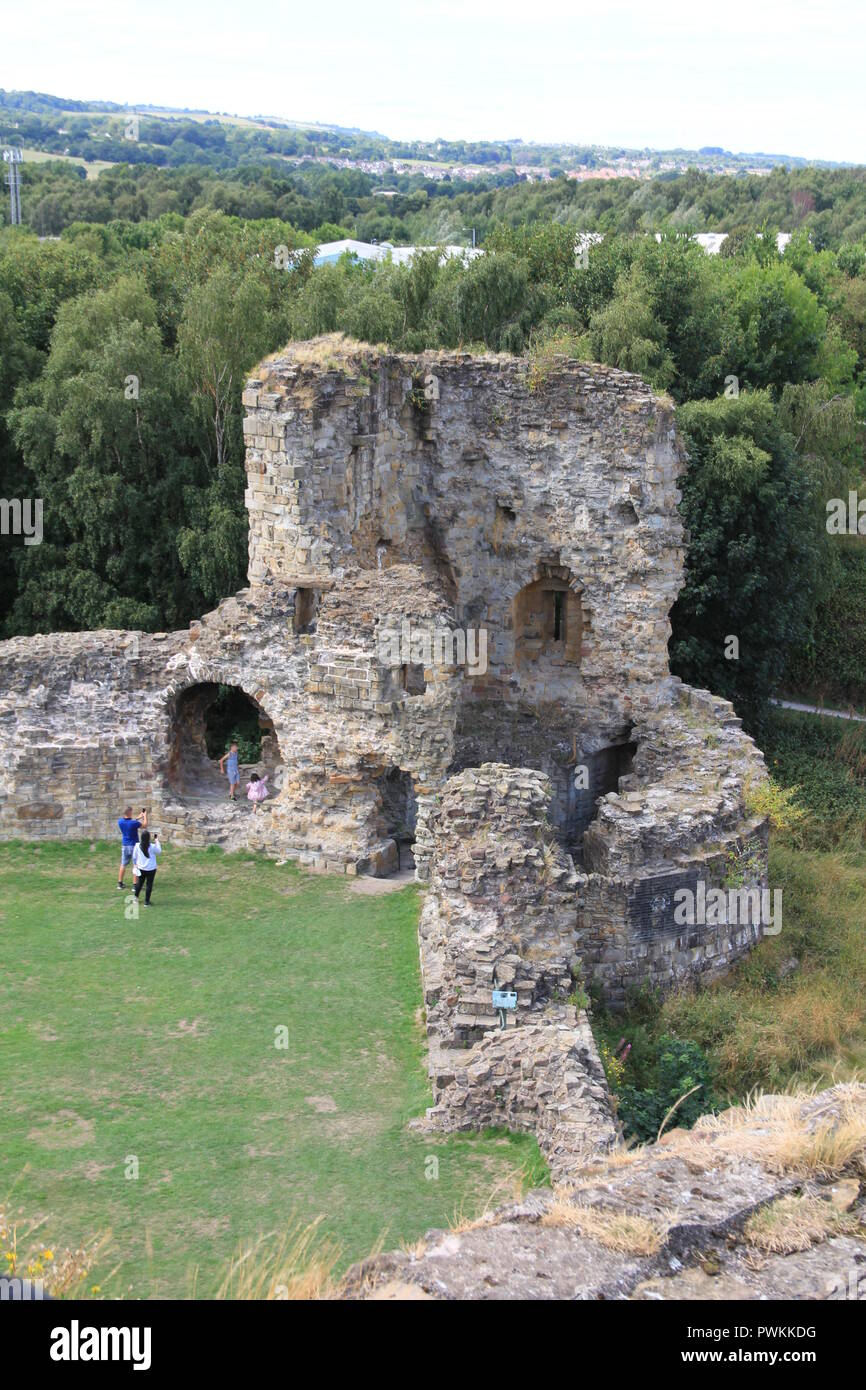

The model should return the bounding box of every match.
[743,1193,861,1254]
[723,835,766,890]
[743,774,806,835]
[693,1086,866,1178]
[525,328,586,392]
[540,1199,671,1255]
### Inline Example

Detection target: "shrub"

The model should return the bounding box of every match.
[614,1036,718,1142]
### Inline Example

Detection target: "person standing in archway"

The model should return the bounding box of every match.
[219,741,240,801]
[117,804,147,890]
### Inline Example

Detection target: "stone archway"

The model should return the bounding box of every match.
[165,681,282,800]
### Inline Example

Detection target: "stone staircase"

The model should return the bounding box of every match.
[158,793,262,851]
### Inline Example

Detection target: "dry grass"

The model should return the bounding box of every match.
[0,1199,111,1298]
[213,1219,342,1301]
[540,1198,671,1255]
[653,844,866,1095]
[265,333,518,377]
[526,330,587,391]
[743,1194,860,1254]
[568,1086,866,1193]
[398,1236,428,1259]
[689,1087,866,1178]
[284,333,372,371]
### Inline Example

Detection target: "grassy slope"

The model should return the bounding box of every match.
[0,841,542,1297]
[20,149,115,179]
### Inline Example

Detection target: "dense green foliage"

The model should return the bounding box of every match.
[614,1037,719,1143]
[5,87,866,248]
[0,213,311,632]
[11,158,866,249]
[205,686,263,763]
[670,393,820,730]
[784,540,866,707]
[763,708,866,849]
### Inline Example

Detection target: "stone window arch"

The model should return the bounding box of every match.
[513,563,585,666]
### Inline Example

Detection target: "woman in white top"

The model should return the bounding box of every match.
[132,830,162,906]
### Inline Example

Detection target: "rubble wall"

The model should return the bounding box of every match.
[416,763,617,1180]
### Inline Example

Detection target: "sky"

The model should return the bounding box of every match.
[3,0,865,161]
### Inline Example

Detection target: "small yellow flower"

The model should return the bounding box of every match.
[90,1284,101,1294]
[42,1249,54,1261]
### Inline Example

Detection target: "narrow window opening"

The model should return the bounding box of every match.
[400,663,427,695]
[552,590,565,642]
[293,587,319,634]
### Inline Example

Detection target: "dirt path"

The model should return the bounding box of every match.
[772,698,866,724]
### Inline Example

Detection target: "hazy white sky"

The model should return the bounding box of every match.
[3,0,865,161]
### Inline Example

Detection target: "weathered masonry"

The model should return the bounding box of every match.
[0,339,769,1044]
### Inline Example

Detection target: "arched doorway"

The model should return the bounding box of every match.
[166,682,282,800]
[377,766,417,871]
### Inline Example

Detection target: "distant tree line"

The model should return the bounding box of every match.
[7,155,866,255]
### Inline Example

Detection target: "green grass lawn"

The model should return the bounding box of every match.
[0,841,543,1297]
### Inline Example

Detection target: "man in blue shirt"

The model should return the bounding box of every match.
[117,804,148,890]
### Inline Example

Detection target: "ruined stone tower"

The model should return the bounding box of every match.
[0,338,769,1026]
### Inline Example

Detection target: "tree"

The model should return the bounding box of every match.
[177,264,276,475]
[175,265,284,606]
[670,393,821,731]
[455,250,534,351]
[6,275,191,632]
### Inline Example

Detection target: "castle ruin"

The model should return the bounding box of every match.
[0,338,770,1174]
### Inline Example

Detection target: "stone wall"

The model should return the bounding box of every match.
[414,753,765,1176]
[348,1084,866,1301]
[242,339,685,751]
[577,681,771,1004]
[415,764,616,1179]
[0,338,769,1014]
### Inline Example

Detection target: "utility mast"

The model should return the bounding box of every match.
[3,148,23,225]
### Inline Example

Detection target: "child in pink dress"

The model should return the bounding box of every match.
[246,773,269,812]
